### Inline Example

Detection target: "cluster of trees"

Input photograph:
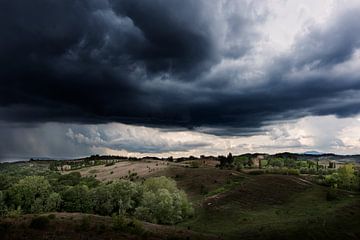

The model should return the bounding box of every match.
[0,173,193,225]
[218,153,234,168]
[215,153,360,192]
[323,164,359,191]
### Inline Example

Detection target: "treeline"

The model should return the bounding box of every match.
[216,153,360,191]
[0,172,193,225]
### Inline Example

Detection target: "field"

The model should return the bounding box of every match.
[149,166,360,239]
[66,160,173,182]
[1,160,359,240]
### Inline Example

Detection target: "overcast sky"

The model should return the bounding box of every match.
[1,0,360,160]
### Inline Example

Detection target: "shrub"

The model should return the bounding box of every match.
[30,216,50,230]
[112,215,145,235]
[5,206,22,218]
[112,215,127,231]
[105,162,115,167]
[299,167,309,174]
[287,169,300,175]
[190,161,200,168]
[126,218,146,235]
[324,173,340,188]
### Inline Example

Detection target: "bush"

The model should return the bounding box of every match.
[112,215,145,235]
[30,216,50,230]
[287,169,300,175]
[5,206,22,218]
[190,161,200,168]
[112,215,127,231]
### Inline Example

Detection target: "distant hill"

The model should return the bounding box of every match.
[303,151,324,155]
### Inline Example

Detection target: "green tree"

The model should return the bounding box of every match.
[0,174,14,190]
[91,184,114,215]
[61,185,92,213]
[337,164,356,190]
[0,191,6,216]
[268,158,284,168]
[8,176,51,213]
[109,180,143,215]
[45,192,62,212]
[57,172,81,186]
[80,176,100,188]
[135,177,193,224]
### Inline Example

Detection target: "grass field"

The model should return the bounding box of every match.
[66,160,173,182]
[152,166,360,240]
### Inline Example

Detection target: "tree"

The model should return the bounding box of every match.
[110,180,143,215]
[284,158,296,168]
[0,174,14,190]
[8,176,52,213]
[227,153,234,165]
[57,172,81,186]
[45,192,62,212]
[268,158,284,168]
[0,191,6,216]
[218,153,234,168]
[61,185,92,213]
[91,184,115,215]
[337,164,356,190]
[135,177,193,224]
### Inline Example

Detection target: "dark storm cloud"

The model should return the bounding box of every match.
[1,1,360,136]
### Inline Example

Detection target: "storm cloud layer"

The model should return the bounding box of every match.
[2,0,359,132]
[1,0,360,159]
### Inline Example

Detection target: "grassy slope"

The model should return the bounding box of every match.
[0,212,216,240]
[153,166,360,240]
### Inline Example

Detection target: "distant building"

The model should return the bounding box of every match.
[61,165,72,171]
